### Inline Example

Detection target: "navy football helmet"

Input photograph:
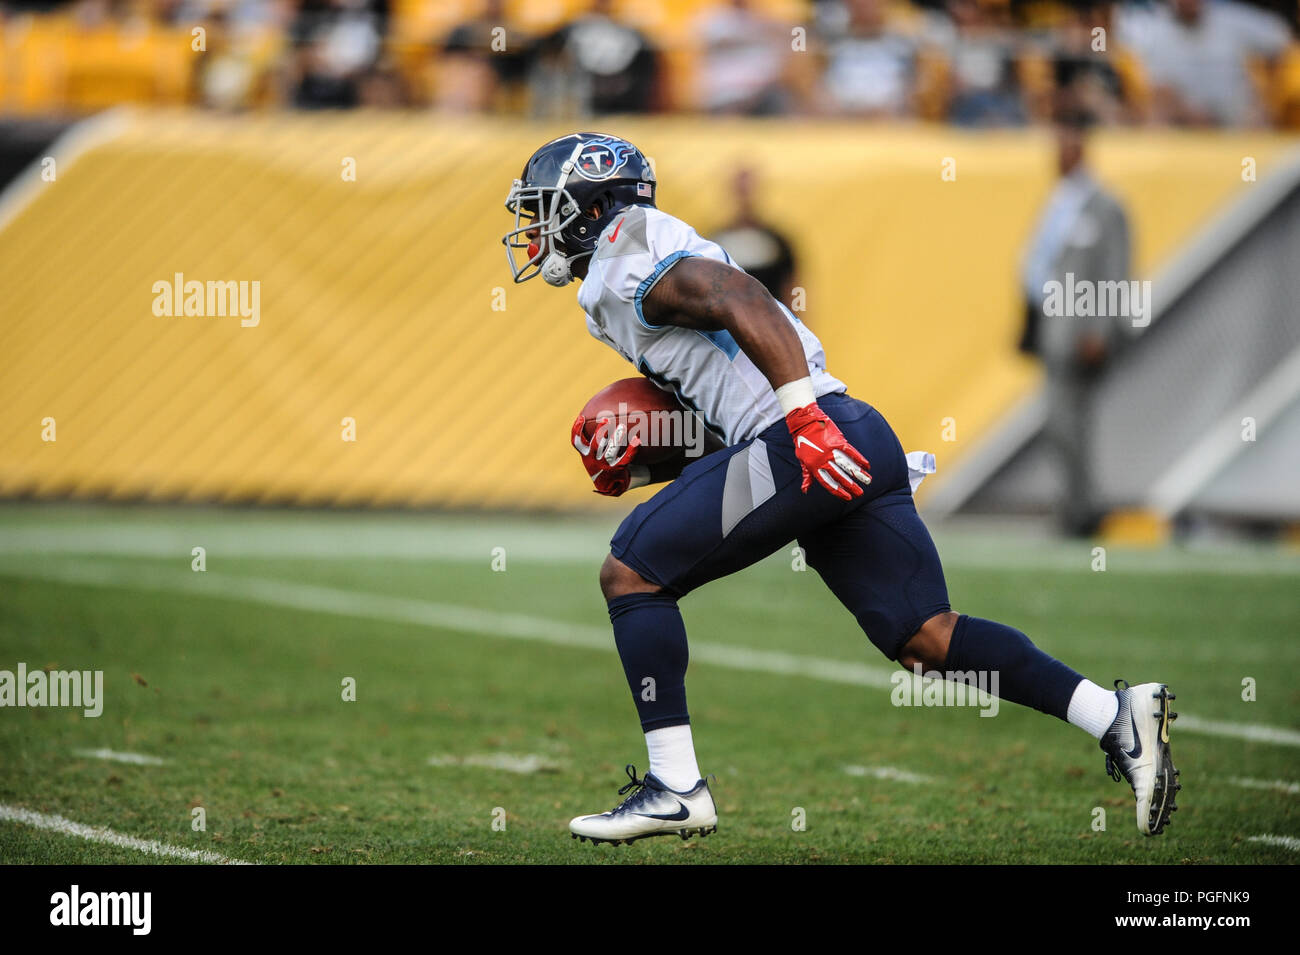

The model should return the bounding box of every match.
[503,132,656,286]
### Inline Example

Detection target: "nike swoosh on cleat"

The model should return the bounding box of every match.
[1124,709,1142,760]
[632,801,690,821]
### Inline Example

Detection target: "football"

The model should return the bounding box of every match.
[578,377,692,465]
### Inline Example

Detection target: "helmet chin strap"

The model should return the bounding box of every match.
[541,251,571,287]
[541,249,593,287]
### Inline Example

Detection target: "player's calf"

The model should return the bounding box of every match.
[601,555,703,797]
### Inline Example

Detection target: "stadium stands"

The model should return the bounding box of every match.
[0,1,1295,126]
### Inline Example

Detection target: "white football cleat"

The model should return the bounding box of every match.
[570,764,718,846]
[1099,681,1180,835]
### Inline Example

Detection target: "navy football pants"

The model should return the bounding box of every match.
[610,393,951,660]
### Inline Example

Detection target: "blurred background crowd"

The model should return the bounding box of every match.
[0,0,1297,127]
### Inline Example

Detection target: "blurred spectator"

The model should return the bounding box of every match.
[167,0,286,30]
[435,0,532,113]
[1018,107,1132,537]
[1052,2,1138,125]
[70,0,142,29]
[357,56,409,107]
[189,2,294,111]
[931,0,1028,125]
[530,0,658,117]
[194,8,257,110]
[1118,0,1290,126]
[815,0,918,117]
[290,0,384,110]
[694,0,791,115]
[710,166,800,313]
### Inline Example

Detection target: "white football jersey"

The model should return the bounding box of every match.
[576,206,846,446]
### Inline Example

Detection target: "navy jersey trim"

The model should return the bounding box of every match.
[636,355,727,442]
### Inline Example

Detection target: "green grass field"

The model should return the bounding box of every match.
[1,504,1298,864]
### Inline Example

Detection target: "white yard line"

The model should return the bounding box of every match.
[843,765,935,784]
[1175,715,1300,749]
[7,559,1300,749]
[1229,777,1300,796]
[73,748,166,766]
[0,804,248,864]
[1,521,1297,577]
[428,753,561,774]
[1246,834,1300,852]
[0,522,610,564]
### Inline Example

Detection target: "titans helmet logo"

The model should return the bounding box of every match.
[574,138,632,181]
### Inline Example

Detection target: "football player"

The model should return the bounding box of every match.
[502,132,1179,845]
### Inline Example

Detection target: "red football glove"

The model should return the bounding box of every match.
[572,415,644,497]
[786,403,871,501]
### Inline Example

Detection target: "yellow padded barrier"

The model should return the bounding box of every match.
[0,113,1290,510]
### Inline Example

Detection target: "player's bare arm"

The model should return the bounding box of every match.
[640,256,810,390]
[643,256,871,502]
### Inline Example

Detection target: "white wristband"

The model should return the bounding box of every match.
[775,376,817,415]
[627,464,651,490]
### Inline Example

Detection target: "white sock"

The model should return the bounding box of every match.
[645,725,701,791]
[1067,680,1120,739]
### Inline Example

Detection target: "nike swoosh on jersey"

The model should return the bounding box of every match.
[606,219,623,243]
